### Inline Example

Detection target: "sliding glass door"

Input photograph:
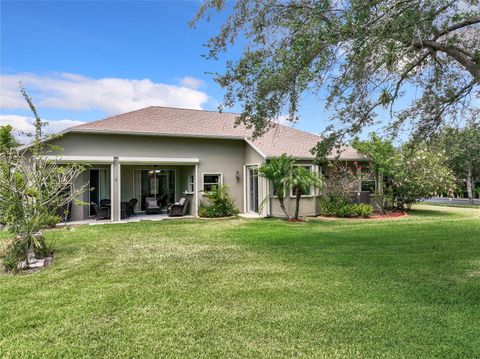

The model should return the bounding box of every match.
[247,166,259,213]
[134,169,175,211]
[89,169,110,216]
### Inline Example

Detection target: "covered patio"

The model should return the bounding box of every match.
[53,156,200,223]
[57,212,194,227]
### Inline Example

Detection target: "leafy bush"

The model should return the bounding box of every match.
[352,203,374,218]
[40,213,61,228]
[390,147,455,208]
[2,239,28,273]
[320,196,374,218]
[199,185,239,218]
[320,195,355,218]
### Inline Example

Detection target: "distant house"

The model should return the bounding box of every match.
[39,106,366,221]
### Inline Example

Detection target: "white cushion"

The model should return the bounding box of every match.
[146,199,159,208]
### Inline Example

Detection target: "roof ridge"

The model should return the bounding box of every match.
[149,105,240,116]
[73,106,157,129]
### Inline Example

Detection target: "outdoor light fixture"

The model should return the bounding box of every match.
[236,171,240,181]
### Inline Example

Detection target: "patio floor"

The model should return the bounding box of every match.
[57,212,194,227]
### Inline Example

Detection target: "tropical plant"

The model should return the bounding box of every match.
[0,87,87,272]
[192,1,480,147]
[320,195,355,218]
[289,166,324,220]
[258,154,296,218]
[352,204,374,218]
[0,125,19,154]
[199,185,239,218]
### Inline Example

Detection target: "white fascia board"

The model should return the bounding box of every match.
[45,155,114,163]
[118,157,199,165]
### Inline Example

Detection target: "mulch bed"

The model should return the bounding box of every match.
[311,211,408,221]
[370,211,408,220]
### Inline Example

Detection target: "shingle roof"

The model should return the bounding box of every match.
[71,106,365,160]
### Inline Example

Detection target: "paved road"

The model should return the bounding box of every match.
[421,197,480,206]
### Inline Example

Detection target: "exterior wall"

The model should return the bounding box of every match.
[50,132,258,220]
[49,132,358,220]
[243,142,268,216]
[270,197,319,217]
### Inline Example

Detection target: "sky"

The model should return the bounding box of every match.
[0,0,345,142]
[0,0,423,144]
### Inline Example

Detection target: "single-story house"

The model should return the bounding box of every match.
[40,106,367,222]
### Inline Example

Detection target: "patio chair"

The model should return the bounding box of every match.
[100,199,111,207]
[167,197,189,217]
[91,202,110,220]
[126,198,138,217]
[145,197,162,215]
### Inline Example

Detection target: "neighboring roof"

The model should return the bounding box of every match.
[70,106,366,160]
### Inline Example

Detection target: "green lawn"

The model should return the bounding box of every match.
[1,205,479,358]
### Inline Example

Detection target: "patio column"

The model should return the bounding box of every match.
[112,157,121,222]
[194,164,199,217]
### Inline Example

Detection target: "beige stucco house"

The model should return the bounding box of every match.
[43,106,366,222]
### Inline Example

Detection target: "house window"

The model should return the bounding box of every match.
[291,165,314,197]
[361,180,376,193]
[187,175,195,193]
[203,174,222,192]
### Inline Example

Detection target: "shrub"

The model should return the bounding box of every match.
[320,196,374,218]
[2,239,29,273]
[199,185,239,218]
[320,195,355,218]
[352,203,374,218]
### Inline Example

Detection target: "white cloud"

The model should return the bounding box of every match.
[0,114,84,144]
[273,114,296,127]
[178,76,204,90]
[0,72,209,114]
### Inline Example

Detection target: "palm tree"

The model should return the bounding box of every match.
[258,154,295,219]
[289,166,324,220]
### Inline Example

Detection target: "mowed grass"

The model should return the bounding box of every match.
[1,205,479,358]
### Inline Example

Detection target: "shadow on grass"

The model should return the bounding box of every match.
[406,208,459,218]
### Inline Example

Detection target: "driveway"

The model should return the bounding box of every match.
[421,197,480,206]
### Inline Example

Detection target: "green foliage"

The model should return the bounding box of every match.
[193,1,479,143]
[320,195,355,218]
[259,155,323,219]
[0,87,87,271]
[352,133,397,180]
[430,122,480,203]
[352,203,374,218]
[0,125,19,154]
[199,185,239,218]
[289,165,324,219]
[390,146,456,208]
[2,239,28,272]
[258,154,295,218]
[320,196,374,218]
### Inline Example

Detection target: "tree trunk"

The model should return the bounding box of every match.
[466,164,474,205]
[278,198,290,219]
[294,187,301,220]
[376,171,384,196]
